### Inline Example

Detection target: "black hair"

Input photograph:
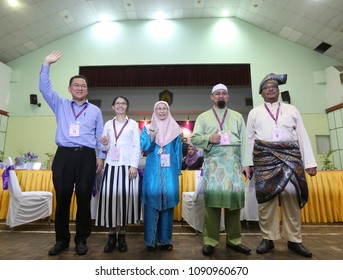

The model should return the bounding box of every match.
[112,96,130,112]
[69,75,88,86]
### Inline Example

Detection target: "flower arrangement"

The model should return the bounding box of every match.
[24,152,39,163]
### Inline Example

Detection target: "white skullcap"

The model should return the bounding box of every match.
[211,83,228,94]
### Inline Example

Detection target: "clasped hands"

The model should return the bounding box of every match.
[99,135,109,145]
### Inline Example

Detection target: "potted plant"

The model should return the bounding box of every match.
[0,150,5,169]
[44,152,55,169]
[320,149,337,170]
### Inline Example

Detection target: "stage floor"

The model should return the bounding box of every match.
[0,220,342,260]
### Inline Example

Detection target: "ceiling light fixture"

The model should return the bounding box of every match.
[7,0,19,7]
[98,13,112,22]
[222,10,229,17]
[154,11,166,20]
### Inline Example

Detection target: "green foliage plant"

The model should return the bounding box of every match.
[320,150,337,170]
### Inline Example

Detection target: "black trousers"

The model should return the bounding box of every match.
[52,146,96,244]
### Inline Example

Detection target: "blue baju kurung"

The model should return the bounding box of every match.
[140,126,182,247]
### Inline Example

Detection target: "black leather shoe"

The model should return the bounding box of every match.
[118,233,128,252]
[256,239,274,254]
[104,234,117,253]
[287,241,312,258]
[75,242,88,255]
[227,244,251,255]
[48,242,69,256]
[161,244,173,251]
[147,246,156,252]
[202,245,215,256]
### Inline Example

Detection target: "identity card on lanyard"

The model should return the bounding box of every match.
[212,108,230,145]
[160,153,170,167]
[69,102,88,137]
[264,103,283,141]
[112,119,129,161]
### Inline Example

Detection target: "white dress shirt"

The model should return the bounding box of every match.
[102,116,141,168]
[247,102,317,169]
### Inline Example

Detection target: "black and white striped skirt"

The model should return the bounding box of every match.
[95,164,143,228]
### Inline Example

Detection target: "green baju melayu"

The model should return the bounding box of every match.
[191,107,252,247]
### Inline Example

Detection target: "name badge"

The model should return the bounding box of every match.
[69,122,80,137]
[220,133,230,145]
[111,146,121,161]
[272,128,283,141]
[160,154,170,167]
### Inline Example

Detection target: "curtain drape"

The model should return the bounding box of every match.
[79,64,251,88]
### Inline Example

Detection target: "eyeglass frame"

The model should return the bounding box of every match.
[155,107,169,112]
[70,84,88,89]
[114,102,128,106]
[262,85,278,91]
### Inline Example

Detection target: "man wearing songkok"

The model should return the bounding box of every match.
[191,83,253,256]
[246,73,317,258]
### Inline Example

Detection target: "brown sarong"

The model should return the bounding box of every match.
[253,140,308,208]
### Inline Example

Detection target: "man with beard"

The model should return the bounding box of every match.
[191,83,253,256]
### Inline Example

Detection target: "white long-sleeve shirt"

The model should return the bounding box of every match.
[102,116,141,168]
[247,102,317,169]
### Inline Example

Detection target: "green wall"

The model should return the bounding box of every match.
[6,116,57,165]
[301,114,330,170]
[4,18,340,164]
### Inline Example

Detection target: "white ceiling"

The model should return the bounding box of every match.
[1,0,343,64]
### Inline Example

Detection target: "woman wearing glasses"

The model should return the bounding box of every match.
[140,101,182,251]
[96,96,142,253]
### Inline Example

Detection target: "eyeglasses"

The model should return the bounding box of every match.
[114,102,127,106]
[262,85,278,91]
[71,84,87,89]
[155,107,168,112]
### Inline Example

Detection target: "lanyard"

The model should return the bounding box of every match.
[71,102,88,120]
[212,108,228,130]
[113,118,129,143]
[264,103,280,124]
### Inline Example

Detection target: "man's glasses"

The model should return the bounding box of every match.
[71,84,87,89]
[262,85,278,91]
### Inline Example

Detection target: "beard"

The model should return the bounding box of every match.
[217,100,226,108]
